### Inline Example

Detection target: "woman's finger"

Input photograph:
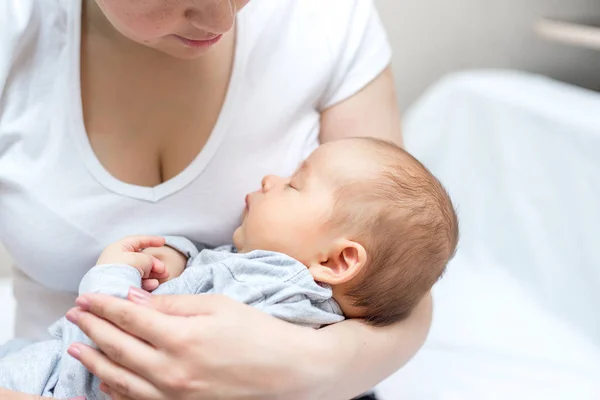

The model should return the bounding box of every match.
[67,307,162,376]
[69,343,161,400]
[75,293,174,347]
[100,381,136,400]
[118,236,166,252]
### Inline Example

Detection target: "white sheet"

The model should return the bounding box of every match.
[0,278,15,345]
[378,70,600,399]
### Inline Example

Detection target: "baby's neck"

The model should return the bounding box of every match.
[330,283,363,319]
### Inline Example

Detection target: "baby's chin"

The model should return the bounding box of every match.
[232,225,242,245]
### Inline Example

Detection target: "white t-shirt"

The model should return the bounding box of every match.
[0,0,391,339]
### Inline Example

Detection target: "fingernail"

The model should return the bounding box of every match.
[99,382,109,393]
[75,296,91,310]
[68,345,82,360]
[66,308,82,324]
[129,287,151,305]
[70,396,86,400]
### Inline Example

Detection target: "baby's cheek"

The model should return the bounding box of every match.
[247,218,285,249]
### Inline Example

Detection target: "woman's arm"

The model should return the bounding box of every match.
[316,295,432,398]
[0,389,37,399]
[0,391,80,400]
[0,389,57,399]
[320,65,403,146]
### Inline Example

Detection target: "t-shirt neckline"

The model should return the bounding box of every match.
[68,1,245,202]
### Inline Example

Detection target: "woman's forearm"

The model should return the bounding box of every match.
[0,388,44,399]
[316,293,433,399]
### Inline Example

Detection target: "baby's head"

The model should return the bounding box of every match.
[233,137,458,326]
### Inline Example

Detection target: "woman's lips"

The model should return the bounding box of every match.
[174,34,223,48]
[244,194,250,210]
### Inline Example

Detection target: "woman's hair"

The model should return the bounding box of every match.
[331,138,459,326]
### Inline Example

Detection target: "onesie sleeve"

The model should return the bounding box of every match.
[318,0,392,110]
[78,264,142,298]
[163,235,201,268]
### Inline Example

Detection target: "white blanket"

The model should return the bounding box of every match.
[0,279,15,345]
[378,70,600,399]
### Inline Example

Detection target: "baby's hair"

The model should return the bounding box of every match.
[330,137,459,326]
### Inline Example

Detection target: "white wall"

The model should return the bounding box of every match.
[376,0,600,110]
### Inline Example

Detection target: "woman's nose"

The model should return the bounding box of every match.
[185,0,236,34]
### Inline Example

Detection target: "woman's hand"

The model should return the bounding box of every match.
[66,290,341,400]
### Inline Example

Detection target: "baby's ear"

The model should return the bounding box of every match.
[309,240,367,285]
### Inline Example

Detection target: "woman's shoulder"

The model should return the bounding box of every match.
[0,1,35,68]
[246,0,380,45]
[0,0,72,85]
[0,0,69,44]
[240,0,390,109]
[250,0,376,24]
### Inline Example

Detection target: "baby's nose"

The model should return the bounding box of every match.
[261,175,282,192]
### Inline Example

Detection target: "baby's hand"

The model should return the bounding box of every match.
[96,236,170,290]
[141,245,188,290]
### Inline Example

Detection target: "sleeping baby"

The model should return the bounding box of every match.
[0,137,459,399]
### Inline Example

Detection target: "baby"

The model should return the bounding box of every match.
[0,137,458,399]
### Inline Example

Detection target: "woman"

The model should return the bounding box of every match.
[0,0,432,398]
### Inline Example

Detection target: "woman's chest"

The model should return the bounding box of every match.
[80,36,236,188]
[0,82,321,292]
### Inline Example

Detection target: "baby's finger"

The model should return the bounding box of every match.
[142,279,159,292]
[117,236,166,253]
[150,256,167,278]
[148,269,169,282]
[126,253,157,278]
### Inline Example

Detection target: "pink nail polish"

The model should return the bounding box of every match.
[75,296,91,310]
[68,345,82,360]
[66,309,81,324]
[70,397,86,400]
[129,287,151,304]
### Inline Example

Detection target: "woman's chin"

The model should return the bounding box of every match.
[139,39,216,60]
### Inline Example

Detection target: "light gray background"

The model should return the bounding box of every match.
[377,0,600,110]
[1,0,600,275]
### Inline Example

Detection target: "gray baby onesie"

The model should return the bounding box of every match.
[0,237,344,399]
